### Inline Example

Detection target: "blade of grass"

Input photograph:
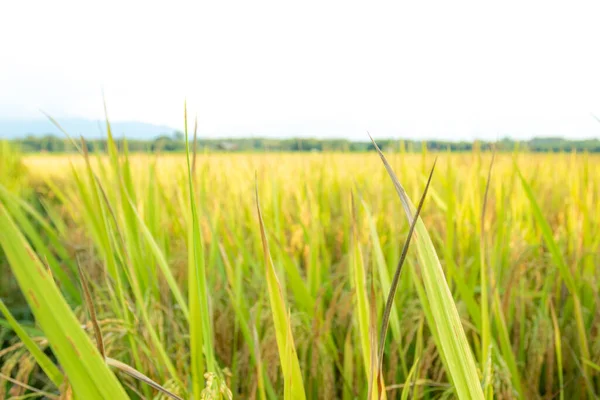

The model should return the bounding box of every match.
[183,103,217,397]
[78,248,180,400]
[343,329,355,400]
[0,185,79,302]
[256,177,307,400]
[515,162,594,398]
[582,359,600,373]
[0,300,64,387]
[349,193,379,400]
[0,372,59,400]
[80,137,179,386]
[76,257,105,359]
[549,302,564,400]
[369,133,484,400]
[0,203,129,399]
[124,194,190,319]
[106,357,183,400]
[480,151,495,399]
[377,158,436,378]
[399,357,420,400]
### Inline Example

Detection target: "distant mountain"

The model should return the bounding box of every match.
[0,118,177,139]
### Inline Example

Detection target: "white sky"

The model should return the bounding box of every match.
[1,0,600,140]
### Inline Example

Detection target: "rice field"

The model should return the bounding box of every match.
[1,134,599,399]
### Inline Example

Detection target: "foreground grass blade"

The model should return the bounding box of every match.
[183,104,217,397]
[256,179,307,400]
[0,203,129,399]
[0,185,79,302]
[377,159,436,377]
[0,299,64,388]
[369,134,484,400]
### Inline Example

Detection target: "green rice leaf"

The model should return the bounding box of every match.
[256,179,307,400]
[0,203,129,399]
[370,135,484,400]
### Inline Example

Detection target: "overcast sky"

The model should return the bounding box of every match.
[2,0,600,140]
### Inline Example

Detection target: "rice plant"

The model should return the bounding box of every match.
[0,119,599,399]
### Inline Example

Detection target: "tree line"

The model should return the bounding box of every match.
[7,133,600,153]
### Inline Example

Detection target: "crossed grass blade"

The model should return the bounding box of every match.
[369,134,484,400]
[377,157,436,383]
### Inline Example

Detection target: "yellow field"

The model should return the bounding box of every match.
[2,147,600,399]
